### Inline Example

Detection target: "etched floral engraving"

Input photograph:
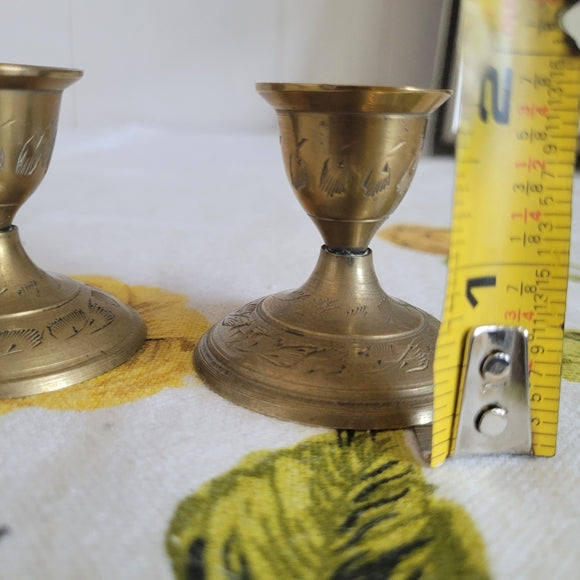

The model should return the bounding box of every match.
[17,280,40,298]
[0,147,4,171]
[396,338,431,373]
[361,162,390,197]
[346,305,368,317]
[289,138,308,190]
[222,301,258,328]
[274,290,309,303]
[14,123,56,177]
[310,296,340,313]
[47,309,88,340]
[0,328,43,356]
[88,298,116,333]
[221,301,274,344]
[16,135,45,176]
[89,289,121,312]
[319,158,350,196]
[259,341,327,368]
[357,333,433,377]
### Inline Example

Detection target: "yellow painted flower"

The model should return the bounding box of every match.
[379,223,450,256]
[0,276,210,415]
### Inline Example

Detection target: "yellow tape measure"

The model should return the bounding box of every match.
[432,0,580,466]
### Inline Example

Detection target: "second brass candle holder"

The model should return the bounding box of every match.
[195,83,450,429]
[0,63,146,399]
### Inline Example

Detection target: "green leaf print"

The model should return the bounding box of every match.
[166,430,489,580]
[563,330,580,382]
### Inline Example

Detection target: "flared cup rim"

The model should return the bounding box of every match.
[0,63,83,91]
[256,82,452,115]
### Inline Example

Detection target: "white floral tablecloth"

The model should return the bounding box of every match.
[1,126,578,579]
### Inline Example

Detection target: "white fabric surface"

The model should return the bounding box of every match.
[1,126,578,579]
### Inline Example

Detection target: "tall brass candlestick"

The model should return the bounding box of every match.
[0,64,146,398]
[195,83,450,429]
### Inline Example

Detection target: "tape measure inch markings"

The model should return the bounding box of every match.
[431,0,580,466]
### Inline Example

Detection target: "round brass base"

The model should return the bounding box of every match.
[195,247,437,429]
[0,227,146,399]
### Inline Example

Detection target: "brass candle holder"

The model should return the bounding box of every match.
[0,63,146,399]
[195,83,450,429]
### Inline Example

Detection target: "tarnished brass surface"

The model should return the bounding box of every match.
[0,64,146,398]
[195,83,450,429]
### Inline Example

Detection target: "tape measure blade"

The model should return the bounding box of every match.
[430,0,579,466]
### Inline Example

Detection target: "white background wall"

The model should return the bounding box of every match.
[0,0,446,132]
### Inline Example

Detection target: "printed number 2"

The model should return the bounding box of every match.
[479,67,512,125]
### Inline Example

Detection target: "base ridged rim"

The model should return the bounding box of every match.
[194,294,436,430]
[196,341,433,430]
[0,283,146,399]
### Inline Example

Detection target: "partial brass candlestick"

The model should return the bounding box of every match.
[195,83,450,429]
[0,63,146,398]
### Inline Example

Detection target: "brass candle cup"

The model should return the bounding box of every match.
[0,63,146,398]
[195,83,451,429]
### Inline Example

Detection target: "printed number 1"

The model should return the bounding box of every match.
[466,276,497,307]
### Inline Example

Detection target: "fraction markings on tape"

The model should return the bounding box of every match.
[431,0,580,466]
